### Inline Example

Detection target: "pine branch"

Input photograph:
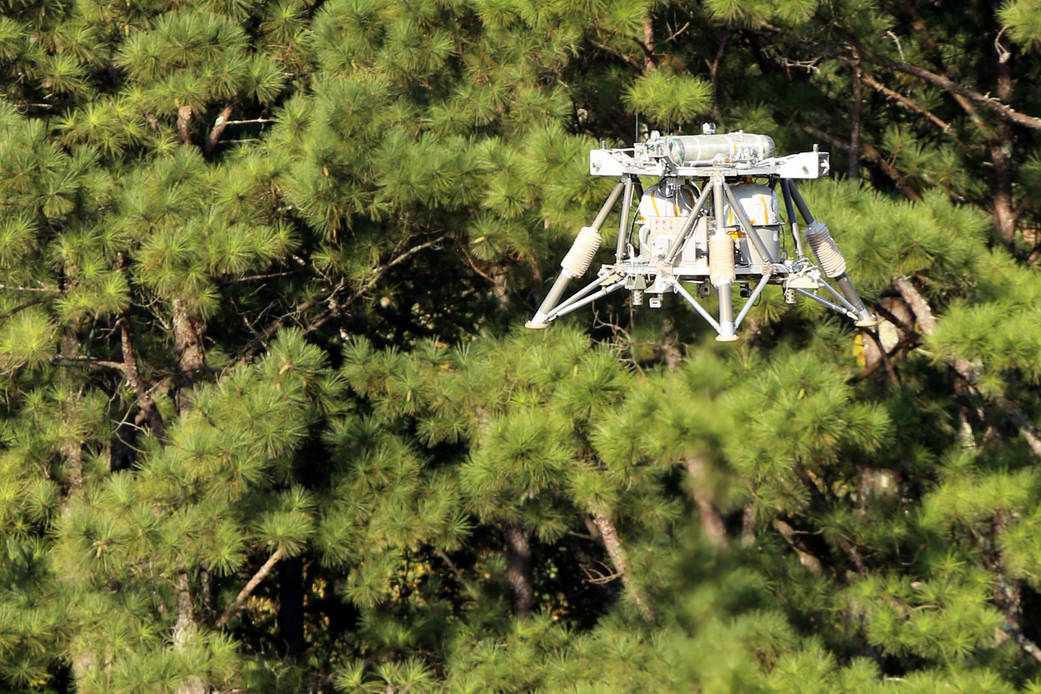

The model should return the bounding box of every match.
[872,57,1041,131]
[51,356,126,372]
[235,235,448,364]
[0,283,59,292]
[217,547,286,628]
[0,294,57,320]
[860,72,952,132]
[893,276,1041,459]
[772,517,824,576]
[797,123,922,200]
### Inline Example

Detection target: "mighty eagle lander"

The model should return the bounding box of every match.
[526,125,878,340]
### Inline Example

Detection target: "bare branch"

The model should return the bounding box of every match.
[0,283,59,292]
[235,235,448,364]
[217,547,286,628]
[663,20,691,43]
[1,294,57,320]
[685,455,727,547]
[51,356,126,372]
[849,47,863,180]
[772,517,824,575]
[640,14,657,71]
[591,513,654,622]
[222,118,274,126]
[205,104,234,154]
[354,234,449,297]
[708,32,730,124]
[588,38,643,70]
[875,57,1041,131]
[862,73,952,132]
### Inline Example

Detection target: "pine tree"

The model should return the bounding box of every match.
[5,0,1041,691]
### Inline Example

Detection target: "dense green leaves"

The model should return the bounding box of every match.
[2,0,1041,691]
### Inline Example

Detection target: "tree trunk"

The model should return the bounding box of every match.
[989,45,1017,245]
[659,317,683,371]
[177,104,193,146]
[502,523,535,618]
[489,264,510,313]
[684,456,726,547]
[120,314,166,438]
[172,299,206,415]
[278,556,306,658]
[590,513,653,622]
[849,49,862,180]
[641,14,656,71]
[174,567,207,694]
[741,505,757,546]
[709,33,729,125]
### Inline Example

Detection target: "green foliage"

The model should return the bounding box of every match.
[625,70,712,128]
[2,0,1041,691]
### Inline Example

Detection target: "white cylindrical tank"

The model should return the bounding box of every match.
[666,133,775,165]
[636,180,698,221]
[723,183,779,227]
[723,183,781,266]
[636,180,701,263]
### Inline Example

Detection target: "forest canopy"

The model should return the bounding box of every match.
[2,0,1041,691]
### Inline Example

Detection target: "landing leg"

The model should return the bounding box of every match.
[526,180,626,328]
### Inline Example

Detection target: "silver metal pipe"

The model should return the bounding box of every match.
[594,181,626,230]
[717,285,735,340]
[552,281,624,318]
[712,174,736,341]
[835,274,876,326]
[529,273,572,326]
[733,273,771,330]
[712,174,726,235]
[794,288,857,320]
[819,277,859,314]
[722,182,777,264]
[671,281,721,332]
[527,181,625,328]
[665,184,712,263]
[549,275,611,317]
[615,177,635,262]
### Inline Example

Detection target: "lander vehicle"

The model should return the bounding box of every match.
[525,126,877,340]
